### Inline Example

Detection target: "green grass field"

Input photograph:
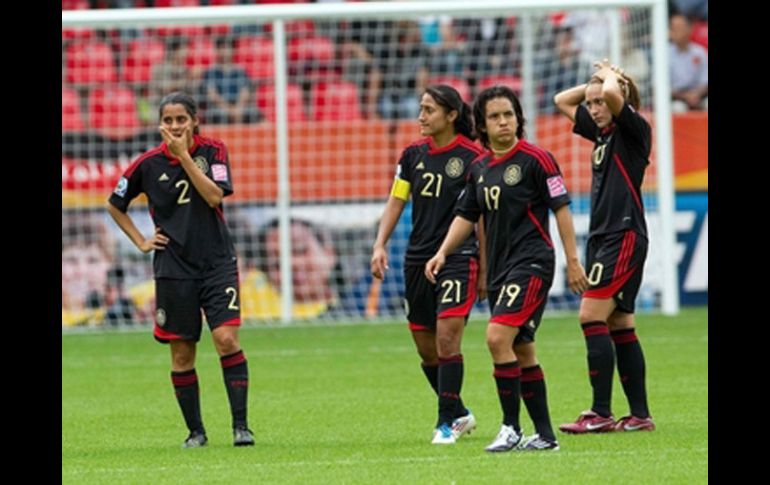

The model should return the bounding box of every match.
[62,307,707,484]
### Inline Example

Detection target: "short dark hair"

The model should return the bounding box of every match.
[472,85,526,149]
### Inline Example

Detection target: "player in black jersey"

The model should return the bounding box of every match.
[426,85,588,452]
[554,60,656,433]
[107,92,254,448]
[371,85,485,445]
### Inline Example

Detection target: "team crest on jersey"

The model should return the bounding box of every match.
[503,164,522,186]
[113,176,128,197]
[193,156,209,173]
[445,157,464,178]
[592,144,607,167]
[156,308,167,327]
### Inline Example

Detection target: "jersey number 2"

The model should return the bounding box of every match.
[175,180,191,205]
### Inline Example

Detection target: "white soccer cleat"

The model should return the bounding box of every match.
[431,423,457,444]
[484,424,522,452]
[451,411,477,439]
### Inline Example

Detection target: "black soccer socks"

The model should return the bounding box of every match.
[581,321,615,418]
[521,364,556,441]
[220,350,249,429]
[171,369,204,434]
[612,328,650,418]
[493,361,522,431]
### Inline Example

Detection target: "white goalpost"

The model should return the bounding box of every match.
[62,0,678,326]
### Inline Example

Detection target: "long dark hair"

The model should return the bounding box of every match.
[472,85,526,149]
[158,91,200,134]
[423,85,475,140]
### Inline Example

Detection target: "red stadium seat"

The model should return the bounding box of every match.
[121,39,166,84]
[311,81,362,121]
[88,86,141,137]
[691,20,708,50]
[477,74,522,95]
[62,28,95,42]
[185,37,216,72]
[428,76,472,102]
[62,0,89,9]
[288,35,335,80]
[234,36,275,81]
[153,0,200,6]
[65,41,118,86]
[256,83,307,122]
[62,88,86,132]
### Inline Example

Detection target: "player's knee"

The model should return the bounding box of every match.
[213,332,239,355]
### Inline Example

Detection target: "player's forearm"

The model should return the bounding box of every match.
[436,216,475,257]
[178,152,225,207]
[553,84,586,121]
[373,196,406,249]
[554,205,580,265]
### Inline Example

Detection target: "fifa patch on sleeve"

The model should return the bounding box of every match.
[114,177,128,197]
[212,164,228,182]
[547,176,567,198]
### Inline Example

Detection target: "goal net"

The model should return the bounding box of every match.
[62,0,676,327]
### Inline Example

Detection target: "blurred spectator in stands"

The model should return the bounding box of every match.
[146,38,199,121]
[455,17,518,89]
[420,16,465,78]
[671,0,708,20]
[377,21,429,119]
[535,23,592,113]
[669,13,708,111]
[202,36,261,123]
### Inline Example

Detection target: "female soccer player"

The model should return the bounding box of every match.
[553,60,655,433]
[371,84,484,445]
[107,91,254,448]
[426,85,589,452]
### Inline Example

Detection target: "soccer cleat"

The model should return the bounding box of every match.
[559,410,615,434]
[614,415,656,432]
[451,410,477,439]
[484,424,522,452]
[182,430,208,448]
[233,426,255,446]
[431,423,456,444]
[517,434,560,451]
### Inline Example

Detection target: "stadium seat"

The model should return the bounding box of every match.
[87,85,141,137]
[185,37,217,73]
[62,28,95,42]
[62,0,89,9]
[477,74,523,95]
[256,83,307,122]
[690,20,708,50]
[65,41,118,86]
[428,76,471,102]
[311,81,362,121]
[288,35,336,81]
[121,38,166,84]
[234,36,275,81]
[153,0,200,6]
[62,87,86,132]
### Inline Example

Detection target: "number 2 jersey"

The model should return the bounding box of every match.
[455,140,571,291]
[391,135,484,265]
[108,135,237,279]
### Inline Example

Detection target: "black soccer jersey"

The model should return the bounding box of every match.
[395,135,484,265]
[455,140,571,291]
[108,135,237,279]
[573,102,651,238]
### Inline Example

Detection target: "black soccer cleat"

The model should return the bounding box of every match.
[233,426,255,446]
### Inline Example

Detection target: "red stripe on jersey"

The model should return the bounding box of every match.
[437,258,479,319]
[613,154,643,210]
[523,275,542,307]
[457,135,484,155]
[428,134,465,154]
[613,231,635,280]
[584,265,637,299]
[197,135,228,161]
[215,206,225,221]
[124,147,162,178]
[527,204,553,247]
[520,141,558,175]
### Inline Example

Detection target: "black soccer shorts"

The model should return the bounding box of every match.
[583,230,648,313]
[488,267,553,344]
[404,254,478,331]
[153,267,241,343]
